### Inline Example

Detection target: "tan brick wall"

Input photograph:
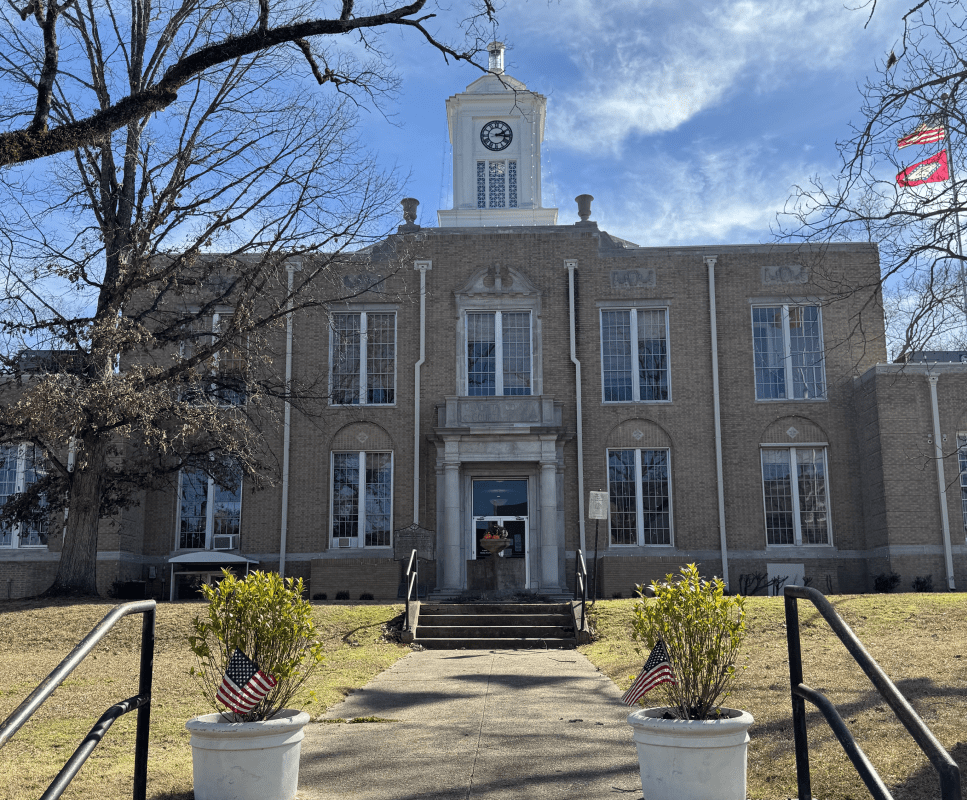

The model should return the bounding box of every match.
[25,226,964,598]
[309,557,405,600]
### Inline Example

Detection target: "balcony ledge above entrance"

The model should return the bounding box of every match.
[435,395,563,431]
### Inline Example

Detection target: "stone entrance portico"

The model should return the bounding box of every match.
[432,396,569,594]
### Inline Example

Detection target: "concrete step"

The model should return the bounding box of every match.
[420,603,570,615]
[411,600,579,650]
[416,614,571,626]
[416,637,577,650]
[416,625,573,639]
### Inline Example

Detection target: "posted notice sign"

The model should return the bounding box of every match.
[588,491,608,520]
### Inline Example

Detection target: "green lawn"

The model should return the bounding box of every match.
[582,594,967,800]
[1,593,964,800]
[0,600,410,800]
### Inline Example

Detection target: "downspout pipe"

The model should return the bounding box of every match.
[705,255,729,590]
[413,261,432,525]
[927,374,956,590]
[565,259,587,554]
[279,262,299,579]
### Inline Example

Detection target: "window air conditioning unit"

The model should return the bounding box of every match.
[212,534,239,551]
[336,537,355,548]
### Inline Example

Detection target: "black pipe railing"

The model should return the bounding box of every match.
[784,585,961,800]
[403,549,419,632]
[574,549,588,627]
[0,600,156,800]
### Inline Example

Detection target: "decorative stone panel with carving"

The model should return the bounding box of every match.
[611,268,656,290]
[342,273,384,293]
[762,265,808,285]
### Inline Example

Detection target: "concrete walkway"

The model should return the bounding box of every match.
[297,649,643,800]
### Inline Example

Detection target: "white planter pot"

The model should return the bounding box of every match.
[186,709,310,800]
[627,707,754,800]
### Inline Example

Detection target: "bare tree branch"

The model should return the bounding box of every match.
[0,0,497,165]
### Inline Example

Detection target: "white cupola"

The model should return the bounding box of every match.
[437,43,558,227]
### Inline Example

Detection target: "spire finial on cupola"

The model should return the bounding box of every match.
[488,42,505,74]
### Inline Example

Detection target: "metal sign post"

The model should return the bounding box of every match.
[588,491,608,603]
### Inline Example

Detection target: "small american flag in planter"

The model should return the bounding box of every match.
[217,648,277,714]
[621,640,676,706]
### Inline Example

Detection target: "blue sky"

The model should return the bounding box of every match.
[356,0,903,247]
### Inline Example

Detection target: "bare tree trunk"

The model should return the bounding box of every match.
[49,433,107,596]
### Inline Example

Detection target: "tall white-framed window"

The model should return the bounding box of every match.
[181,311,247,406]
[752,305,825,400]
[600,308,670,402]
[0,443,48,548]
[607,448,672,546]
[958,434,967,535]
[330,311,396,405]
[761,446,830,545]
[177,466,242,550]
[476,160,518,209]
[331,451,393,548]
[467,310,531,396]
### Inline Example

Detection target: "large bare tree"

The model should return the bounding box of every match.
[0,1,491,595]
[777,0,967,359]
[0,0,496,166]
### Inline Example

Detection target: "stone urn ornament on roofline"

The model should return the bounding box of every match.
[623,564,753,800]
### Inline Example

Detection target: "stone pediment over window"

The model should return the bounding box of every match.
[456,264,540,300]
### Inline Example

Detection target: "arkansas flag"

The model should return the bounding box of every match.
[897,151,949,187]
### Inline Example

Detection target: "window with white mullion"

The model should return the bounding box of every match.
[761,446,830,546]
[957,434,967,535]
[607,448,672,546]
[331,311,396,405]
[330,451,393,548]
[0,443,48,548]
[753,304,825,400]
[466,310,531,396]
[177,466,242,550]
[601,308,669,402]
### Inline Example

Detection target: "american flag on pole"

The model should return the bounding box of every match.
[621,640,677,706]
[897,118,945,149]
[216,648,277,714]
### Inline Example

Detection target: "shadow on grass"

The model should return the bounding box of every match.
[890,741,966,800]
[752,675,967,740]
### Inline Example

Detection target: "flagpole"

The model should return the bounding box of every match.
[940,91,967,343]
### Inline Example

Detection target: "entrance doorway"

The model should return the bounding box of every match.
[472,479,528,588]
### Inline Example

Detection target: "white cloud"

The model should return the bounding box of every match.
[513,0,899,154]
[589,142,828,246]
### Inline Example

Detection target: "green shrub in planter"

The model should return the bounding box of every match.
[188,569,324,722]
[632,563,746,720]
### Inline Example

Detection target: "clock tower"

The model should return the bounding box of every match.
[437,43,558,227]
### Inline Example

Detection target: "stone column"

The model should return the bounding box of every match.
[540,460,560,590]
[442,461,463,590]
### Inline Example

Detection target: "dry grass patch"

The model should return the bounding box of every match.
[582,593,967,800]
[0,599,409,800]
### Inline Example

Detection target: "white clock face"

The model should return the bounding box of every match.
[480,120,513,151]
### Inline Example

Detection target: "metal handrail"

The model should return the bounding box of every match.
[0,600,156,800]
[574,549,588,628]
[403,549,419,632]
[784,585,960,800]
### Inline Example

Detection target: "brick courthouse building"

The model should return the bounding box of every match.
[4,45,967,599]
